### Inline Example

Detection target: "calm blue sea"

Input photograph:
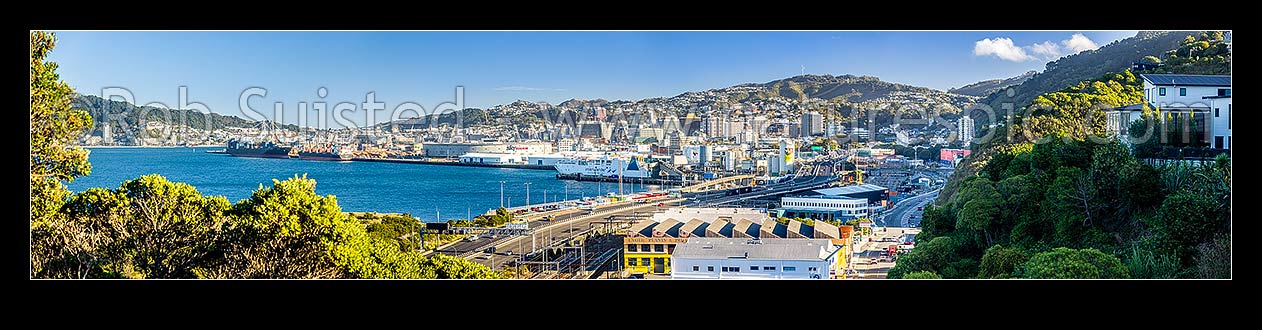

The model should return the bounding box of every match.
[67,147,661,222]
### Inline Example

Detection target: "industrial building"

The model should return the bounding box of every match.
[622,208,850,276]
[458,153,523,165]
[808,184,889,204]
[670,237,842,279]
[423,141,553,158]
[777,195,871,221]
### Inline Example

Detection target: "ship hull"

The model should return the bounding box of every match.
[554,162,651,178]
[227,152,292,159]
[297,154,353,161]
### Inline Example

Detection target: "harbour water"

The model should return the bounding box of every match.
[68,147,663,222]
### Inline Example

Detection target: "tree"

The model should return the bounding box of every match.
[957,198,999,249]
[902,271,941,279]
[1152,191,1225,265]
[32,175,231,278]
[887,236,957,278]
[1015,247,1130,279]
[30,31,93,226]
[978,245,1029,279]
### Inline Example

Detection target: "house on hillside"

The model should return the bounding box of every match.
[1106,74,1231,150]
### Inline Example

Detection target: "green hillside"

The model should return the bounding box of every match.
[897,31,1231,279]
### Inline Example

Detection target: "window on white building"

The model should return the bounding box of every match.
[764,266,776,271]
[1159,87,1166,96]
[784,266,797,271]
[692,266,699,271]
[750,266,758,271]
[707,266,714,272]
[1179,88,1186,96]
[809,267,818,272]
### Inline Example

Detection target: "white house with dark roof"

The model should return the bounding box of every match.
[1109,74,1231,149]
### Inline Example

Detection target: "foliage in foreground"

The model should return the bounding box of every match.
[32,175,504,279]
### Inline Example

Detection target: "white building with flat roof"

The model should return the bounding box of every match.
[779,195,870,221]
[458,153,523,165]
[671,237,841,279]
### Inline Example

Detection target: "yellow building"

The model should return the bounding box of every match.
[623,236,687,275]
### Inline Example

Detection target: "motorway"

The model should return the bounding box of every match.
[850,227,920,279]
[877,187,940,228]
[436,197,681,258]
[443,198,687,271]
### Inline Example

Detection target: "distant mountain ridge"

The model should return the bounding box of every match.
[949,71,1036,97]
[708,74,949,103]
[72,94,297,132]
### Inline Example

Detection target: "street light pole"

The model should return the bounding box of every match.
[499,180,506,208]
[525,182,532,206]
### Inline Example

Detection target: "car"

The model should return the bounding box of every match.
[504,250,514,256]
[476,254,491,260]
[627,274,645,279]
[483,247,496,254]
[488,234,498,239]
[466,235,479,241]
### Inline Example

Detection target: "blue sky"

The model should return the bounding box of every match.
[49,31,1136,127]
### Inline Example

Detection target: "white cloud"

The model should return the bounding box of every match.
[1061,33,1099,53]
[1027,41,1061,58]
[495,86,566,92]
[975,33,1101,62]
[973,37,1036,62]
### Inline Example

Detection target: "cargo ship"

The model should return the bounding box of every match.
[295,144,354,161]
[225,139,293,159]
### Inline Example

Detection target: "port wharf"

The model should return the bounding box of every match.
[207,151,690,185]
[353,157,557,170]
[554,173,686,186]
